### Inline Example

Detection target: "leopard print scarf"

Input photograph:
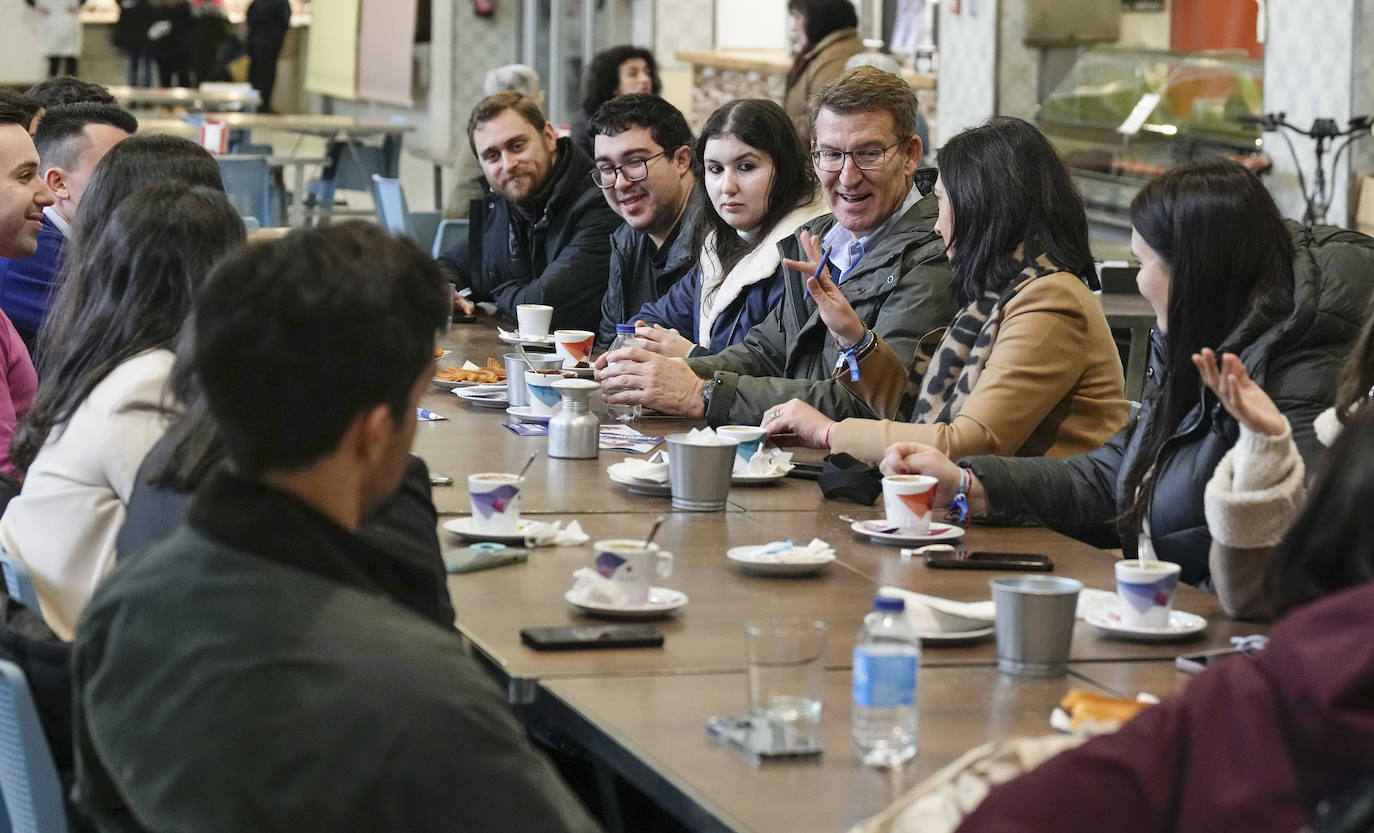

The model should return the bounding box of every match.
[909,249,1068,425]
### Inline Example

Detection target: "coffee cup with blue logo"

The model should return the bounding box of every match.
[467,472,523,534]
[1114,559,1181,628]
[524,369,568,416]
[717,425,765,471]
[592,538,674,605]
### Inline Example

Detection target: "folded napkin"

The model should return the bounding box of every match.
[878,586,996,634]
[521,520,589,547]
[748,538,834,563]
[1049,689,1160,735]
[734,447,794,477]
[1075,588,1121,620]
[681,426,734,446]
[617,451,669,483]
[570,567,629,606]
[460,360,480,371]
[497,326,551,342]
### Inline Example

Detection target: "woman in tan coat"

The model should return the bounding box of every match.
[763,117,1129,462]
[783,0,866,144]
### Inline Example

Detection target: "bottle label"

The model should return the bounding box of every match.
[852,648,917,707]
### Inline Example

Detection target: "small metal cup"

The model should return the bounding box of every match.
[991,576,1083,677]
[666,433,738,512]
[504,352,561,408]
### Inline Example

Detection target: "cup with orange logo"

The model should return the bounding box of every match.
[554,329,595,366]
[881,474,938,534]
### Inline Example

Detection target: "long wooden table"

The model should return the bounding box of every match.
[424,319,1255,832]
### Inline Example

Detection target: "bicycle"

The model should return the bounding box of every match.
[1240,112,1372,225]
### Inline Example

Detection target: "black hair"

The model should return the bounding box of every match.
[11,182,244,470]
[693,98,817,276]
[588,93,693,160]
[1267,405,1374,616]
[32,103,138,171]
[1121,158,1295,532]
[64,134,222,261]
[937,117,1094,305]
[24,77,116,110]
[1335,292,1374,425]
[581,45,660,118]
[193,222,449,475]
[787,0,859,48]
[0,90,38,129]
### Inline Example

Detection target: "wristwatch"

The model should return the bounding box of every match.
[700,377,721,413]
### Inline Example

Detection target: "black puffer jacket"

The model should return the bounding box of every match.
[964,223,1374,585]
[437,137,621,332]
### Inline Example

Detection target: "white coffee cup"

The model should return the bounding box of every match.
[592,538,674,606]
[467,472,523,534]
[554,329,595,365]
[524,369,566,416]
[717,425,765,469]
[1114,559,1182,628]
[882,474,938,534]
[516,304,554,337]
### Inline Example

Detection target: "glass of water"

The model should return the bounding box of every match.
[746,618,829,725]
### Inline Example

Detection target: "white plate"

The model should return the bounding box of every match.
[442,517,538,544]
[726,545,834,576]
[849,519,966,546]
[731,468,791,486]
[506,405,552,424]
[499,331,557,347]
[435,349,451,360]
[607,463,672,496]
[1084,607,1208,643]
[916,625,996,645]
[565,586,688,620]
[455,386,509,409]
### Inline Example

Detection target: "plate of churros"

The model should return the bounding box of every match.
[433,358,508,391]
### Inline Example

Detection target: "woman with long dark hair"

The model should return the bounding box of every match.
[0,180,244,639]
[609,98,826,357]
[569,45,659,159]
[879,157,1374,586]
[782,0,864,143]
[765,117,1129,462]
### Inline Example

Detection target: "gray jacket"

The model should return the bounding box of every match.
[688,190,955,426]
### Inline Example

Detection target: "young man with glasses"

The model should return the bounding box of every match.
[596,67,955,425]
[437,91,620,332]
[589,94,699,348]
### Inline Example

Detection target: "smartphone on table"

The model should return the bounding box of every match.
[443,544,528,574]
[706,715,823,765]
[520,624,664,651]
[923,551,1054,571]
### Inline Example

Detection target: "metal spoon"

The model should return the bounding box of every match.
[517,451,539,480]
[644,514,666,547]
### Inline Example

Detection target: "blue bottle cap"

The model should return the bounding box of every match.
[874,596,905,612]
[616,323,636,334]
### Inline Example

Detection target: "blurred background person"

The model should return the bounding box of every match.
[25,0,86,79]
[784,0,865,144]
[444,64,546,222]
[570,45,659,159]
[244,0,291,113]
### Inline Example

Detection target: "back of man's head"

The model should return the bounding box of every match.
[193,222,448,477]
[33,103,139,173]
[589,94,692,158]
[0,90,39,133]
[483,64,542,99]
[24,77,117,110]
[466,90,547,155]
[807,66,917,144]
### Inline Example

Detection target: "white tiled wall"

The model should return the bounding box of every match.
[935,0,1000,148]
[1351,0,1374,210]
[996,0,1038,123]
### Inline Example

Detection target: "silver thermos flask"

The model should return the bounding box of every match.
[548,379,601,459]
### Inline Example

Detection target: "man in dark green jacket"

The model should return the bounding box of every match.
[72,223,601,833]
[595,67,954,425]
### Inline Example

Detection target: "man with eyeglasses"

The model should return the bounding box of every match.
[437,91,620,332]
[596,67,954,425]
[589,94,699,349]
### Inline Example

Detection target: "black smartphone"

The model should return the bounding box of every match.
[443,545,529,574]
[1175,647,1242,674]
[706,715,823,765]
[520,624,664,651]
[923,551,1054,571]
[785,462,823,480]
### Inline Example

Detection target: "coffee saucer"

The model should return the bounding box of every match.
[731,469,790,486]
[916,625,996,645]
[726,545,834,576]
[607,463,671,496]
[849,519,966,546]
[565,586,688,620]
[499,331,557,347]
[442,517,536,545]
[506,405,552,424]
[455,385,509,409]
[1084,606,1207,642]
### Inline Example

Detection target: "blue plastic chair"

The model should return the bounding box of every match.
[431,219,469,259]
[217,156,277,228]
[0,553,39,613]
[371,175,441,249]
[0,660,69,833]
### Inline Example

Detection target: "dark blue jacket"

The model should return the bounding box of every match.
[0,214,65,354]
[596,202,700,348]
[631,262,784,357]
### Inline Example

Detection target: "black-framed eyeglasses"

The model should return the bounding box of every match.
[591,150,669,188]
[811,141,902,172]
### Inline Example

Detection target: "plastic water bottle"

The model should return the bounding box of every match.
[606,323,641,422]
[852,595,920,767]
